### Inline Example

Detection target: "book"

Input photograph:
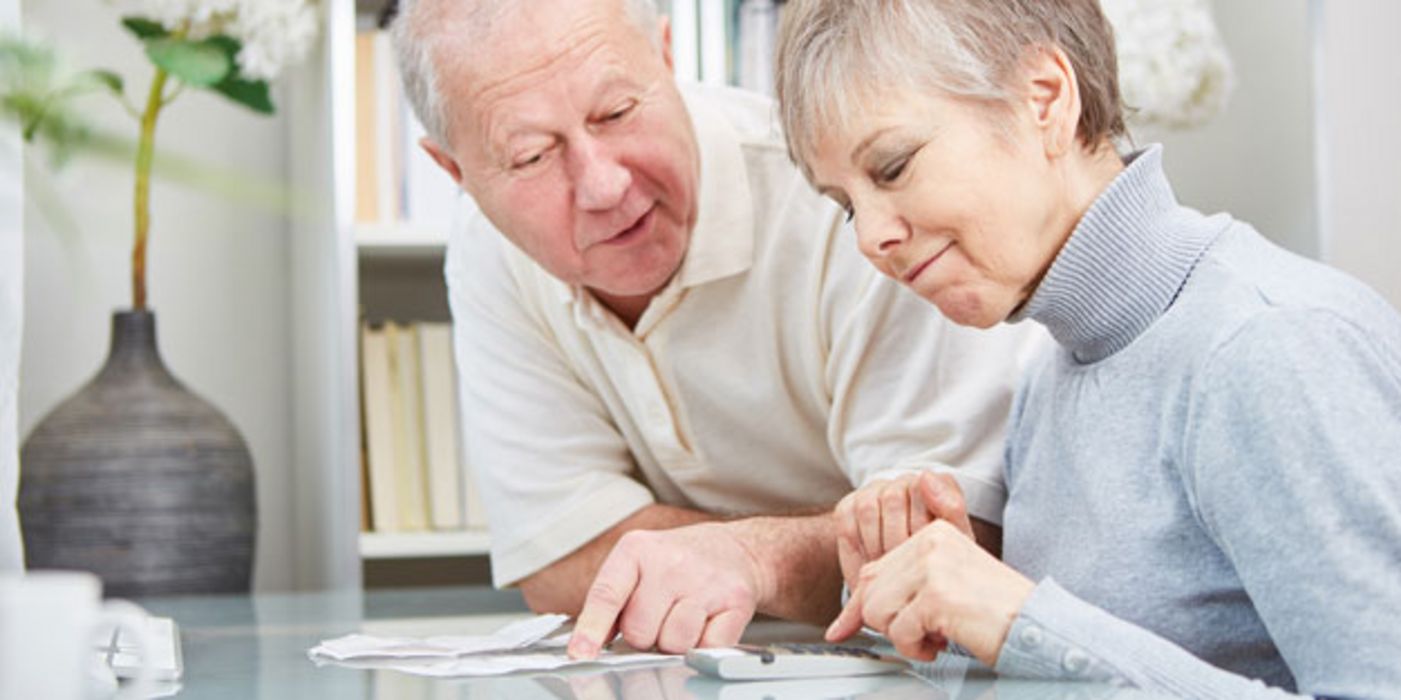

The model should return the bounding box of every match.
[354,30,380,223]
[737,0,780,96]
[373,30,404,222]
[699,0,729,85]
[388,323,430,531]
[416,323,464,530]
[359,323,398,532]
[670,0,700,82]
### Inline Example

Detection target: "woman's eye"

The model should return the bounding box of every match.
[843,205,854,223]
[878,156,909,183]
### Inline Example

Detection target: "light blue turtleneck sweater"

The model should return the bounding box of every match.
[991,147,1401,699]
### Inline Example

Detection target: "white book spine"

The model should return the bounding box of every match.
[670,0,700,83]
[417,324,464,531]
[360,324,400,532]
[699,0,728,85]
[372,31,402,221]
[391,324,430,531]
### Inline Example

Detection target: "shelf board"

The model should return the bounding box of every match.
[360,529,491,559]
[355,221,449,257]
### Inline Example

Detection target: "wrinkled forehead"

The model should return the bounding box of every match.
[434,0,662,127]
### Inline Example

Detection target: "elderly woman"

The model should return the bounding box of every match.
[775,1,1401,698]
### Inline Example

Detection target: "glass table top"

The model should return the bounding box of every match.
[132,586,1163,699]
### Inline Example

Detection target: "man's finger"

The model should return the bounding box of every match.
[698,607,753,648]
[855,491,883,560]
[837,532,864,589]
[909,481,934,532]
[880,480,911,553]
[825,588,865,642]
[568,550,641,659]
[656,599,708,654]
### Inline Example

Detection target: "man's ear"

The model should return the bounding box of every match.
[658,15,674,72]
[420,136,464,186]
[1022,46,1082,158]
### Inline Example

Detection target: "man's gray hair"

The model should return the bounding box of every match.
[775,0,1126,180]
[391,0,661,148]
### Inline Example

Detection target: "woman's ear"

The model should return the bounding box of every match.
[1022,45,1082,158]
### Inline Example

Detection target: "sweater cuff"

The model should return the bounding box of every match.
[993,578,1123,683]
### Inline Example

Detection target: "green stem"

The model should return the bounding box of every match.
[132,65,168,311]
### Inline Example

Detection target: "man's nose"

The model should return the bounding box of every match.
[570,138,631,211]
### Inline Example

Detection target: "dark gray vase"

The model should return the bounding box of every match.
[19,310,256,595]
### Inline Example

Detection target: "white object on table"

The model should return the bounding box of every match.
[0,571,157,699]
[685,644,908,681]
[98,615,183,682]
[309,613,676,678]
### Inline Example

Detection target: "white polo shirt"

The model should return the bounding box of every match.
[446,83,1047,587]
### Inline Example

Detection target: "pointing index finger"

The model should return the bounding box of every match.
[567,549,641,660]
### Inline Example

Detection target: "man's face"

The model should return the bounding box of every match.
[432,0,698,304]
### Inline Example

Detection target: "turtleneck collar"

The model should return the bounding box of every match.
[1011,145,1223,363]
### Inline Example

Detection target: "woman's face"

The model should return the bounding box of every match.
[806,89,1082,328]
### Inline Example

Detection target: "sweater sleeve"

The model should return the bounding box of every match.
[1179,308,1401,700]
[995,579,1303,697]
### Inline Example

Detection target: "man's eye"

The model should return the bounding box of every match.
[512,151,545,170]
[603,101,636,122]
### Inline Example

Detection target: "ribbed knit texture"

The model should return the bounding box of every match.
[1012,147,1217,363]
[994,146,1401,699]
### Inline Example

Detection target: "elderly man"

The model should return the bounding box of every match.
[391,0,1041,657]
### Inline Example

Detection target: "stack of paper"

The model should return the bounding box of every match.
[308,615,678,678]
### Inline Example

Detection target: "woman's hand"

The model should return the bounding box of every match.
[834,472,974,589]
[827,476,1035,667]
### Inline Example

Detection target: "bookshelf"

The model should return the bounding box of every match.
[284,0,778,590]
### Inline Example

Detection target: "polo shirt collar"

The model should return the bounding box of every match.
[673,86,755,288]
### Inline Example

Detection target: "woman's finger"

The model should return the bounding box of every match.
[887,605,940,662]
[826,587,866,641]
[919,472,973,538]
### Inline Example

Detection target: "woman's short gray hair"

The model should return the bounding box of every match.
[775,0,1125,176]
[391,0,660,147]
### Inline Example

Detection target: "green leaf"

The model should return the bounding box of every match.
[212,74,275,114]
[86,70,124,95]
[121,17,169,40]
[145,38,231,87]
[206,34,243,60]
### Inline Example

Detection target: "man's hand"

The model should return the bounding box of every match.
[566,522,771,659]
[834,472,974,588]
[825,477,1033,667]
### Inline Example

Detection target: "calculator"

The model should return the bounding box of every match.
[684,643,908,680]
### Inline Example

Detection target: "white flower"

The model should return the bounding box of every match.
[115,0,318,81]
[227,0,319,81]
[1102,0,1235,130]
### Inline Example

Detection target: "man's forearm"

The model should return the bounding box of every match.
[725,512,843,625]
[518,504,716,614]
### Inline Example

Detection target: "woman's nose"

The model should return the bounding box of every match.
[855,204,910,260]
[571,138,631,211]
